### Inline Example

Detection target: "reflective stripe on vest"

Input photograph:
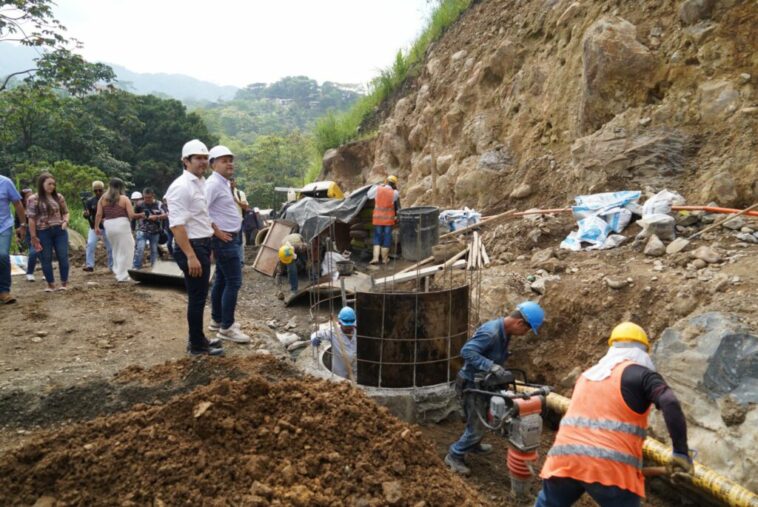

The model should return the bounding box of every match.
[560,416,647,438]
[373,185,396,226]
[540,360,650,497]
[547,444,643,469]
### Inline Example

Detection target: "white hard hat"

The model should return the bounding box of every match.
[181,139,209,160]
[130,191,143,200]
[209,145,234,162]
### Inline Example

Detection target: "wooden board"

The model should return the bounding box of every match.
[285,272,373,307]
[253,219,297,277]
[372,260,466,287]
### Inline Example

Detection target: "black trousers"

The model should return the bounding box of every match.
[173,238,212,350]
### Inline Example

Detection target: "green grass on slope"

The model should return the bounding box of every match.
[308,0,473,182]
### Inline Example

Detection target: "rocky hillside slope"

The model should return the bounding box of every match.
[322,0,756,212]
[320,0,758,494]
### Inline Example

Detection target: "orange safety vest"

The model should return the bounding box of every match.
[372,184,396,226]
[540,360,650,497]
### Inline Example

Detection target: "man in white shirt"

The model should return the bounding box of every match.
[229,176,248,266]
[165,139,223,356]
[205,145,250,344]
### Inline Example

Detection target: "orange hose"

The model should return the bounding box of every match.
[482,205,758,219]
[672,206,758,217]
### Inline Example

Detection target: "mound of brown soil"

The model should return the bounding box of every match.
[0,357,488,506]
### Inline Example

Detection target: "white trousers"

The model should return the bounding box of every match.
[104,217,135,282]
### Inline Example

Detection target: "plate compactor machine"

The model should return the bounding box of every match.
[464,369,552,498]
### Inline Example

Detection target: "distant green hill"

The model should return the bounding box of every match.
[194,76,363,143]
[0,43,237,102]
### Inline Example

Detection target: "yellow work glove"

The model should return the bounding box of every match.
[667,452,694,477]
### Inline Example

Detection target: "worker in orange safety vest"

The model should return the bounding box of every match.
[367,175,400,265]
[536,322,693,507]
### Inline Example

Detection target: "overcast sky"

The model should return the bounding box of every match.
[53,0,434,87]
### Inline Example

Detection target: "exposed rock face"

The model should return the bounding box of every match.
[321,139,376,192]
[320,0,757,212]
[650,312,758,492]
[580,17,661,133]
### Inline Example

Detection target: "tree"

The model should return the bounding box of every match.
[0,85,217,194]
[0,0,115,93]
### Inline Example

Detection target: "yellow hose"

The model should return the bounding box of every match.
[517,387,758,507]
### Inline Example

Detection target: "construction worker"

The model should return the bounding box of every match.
[536,322,692,507]
[277,232,311,295]
[445,301,545,476]
[205,145,250,344]
[311,306,357,382]
[368,175,400,265]
[278,243,298,295]
[165,139,223,356]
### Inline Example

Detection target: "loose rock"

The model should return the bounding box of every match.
[721,396,749,427]
[721,216,745,230]
[691,245,721,264]
[644,235,665,257]
[605,277,629,290]
[382,481,403,505]
[666,237,690,255]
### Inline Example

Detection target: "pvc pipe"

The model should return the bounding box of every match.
[480,205,758,220]
[515,386,758,507]
[673,206,758,218]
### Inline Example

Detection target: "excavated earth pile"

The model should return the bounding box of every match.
[0,356,489,507]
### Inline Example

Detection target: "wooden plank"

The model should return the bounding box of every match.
[481,241,491,266]
[439,209,516,240]
[396,255,435,275]
[444,246,469,270]
[253,219,297,277]
[373,260,466,287]
[285,272,373,307]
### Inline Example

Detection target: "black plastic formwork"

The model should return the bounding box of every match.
[355,285,469,387]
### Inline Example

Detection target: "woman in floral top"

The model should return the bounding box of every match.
[27,172,70,291]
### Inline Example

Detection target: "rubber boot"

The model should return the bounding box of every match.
[381,247,391,265]
[370,245,381,265]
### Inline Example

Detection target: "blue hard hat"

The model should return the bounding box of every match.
[517,301,544,335]
[338,306,356,326]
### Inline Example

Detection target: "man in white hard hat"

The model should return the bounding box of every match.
[165,139,223,356]
[205,145,250,344]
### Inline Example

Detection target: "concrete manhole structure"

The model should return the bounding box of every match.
[298,284,470,423]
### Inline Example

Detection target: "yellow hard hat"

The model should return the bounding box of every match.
[278,244,296,265]
[386,175,398,186]
[608,322,650,351]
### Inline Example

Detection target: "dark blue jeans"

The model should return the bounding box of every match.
[449,378,487,458]
[373,224,393,248]
[535,477,641,507]
[173,238,212,351]
[287,262,298,292]
[37,226,69,284]
[26,229,38,275]
[133,230,160,268]
[210,233,242,329]
[0,228,11,293]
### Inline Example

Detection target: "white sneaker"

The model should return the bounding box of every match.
[217,322,251,343]
[208,320,221,332]
[26,274,35,282]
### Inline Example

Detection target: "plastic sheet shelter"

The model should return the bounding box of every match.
[281,185,372,242]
